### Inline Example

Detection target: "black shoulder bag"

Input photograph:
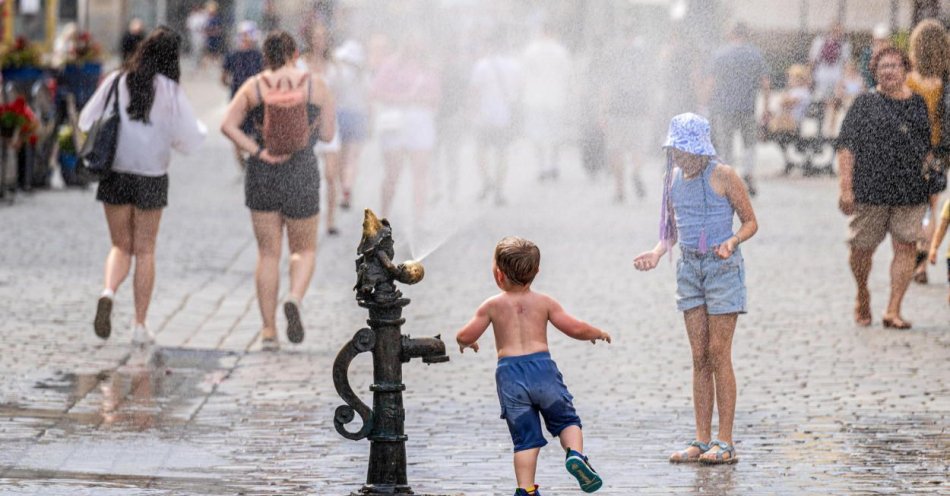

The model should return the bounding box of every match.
[79,73,123,181]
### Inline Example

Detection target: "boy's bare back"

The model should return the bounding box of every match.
[484,289,556,357]
[457,288,610,357]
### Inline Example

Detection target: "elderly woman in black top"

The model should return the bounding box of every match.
[837,47,932,329]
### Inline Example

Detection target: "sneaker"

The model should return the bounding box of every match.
[131,323,155,346]
[284,298,305,344]
[565,448,603,493]
[261,334,280,351]
[94,296,113,339]
[514,485,541,496]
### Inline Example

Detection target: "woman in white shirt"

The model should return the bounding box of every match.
[80,27,206,345]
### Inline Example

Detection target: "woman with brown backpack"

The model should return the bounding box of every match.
[221,30,335,350]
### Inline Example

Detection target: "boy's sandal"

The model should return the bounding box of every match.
[669,440,711,463]
[698,440,738,465]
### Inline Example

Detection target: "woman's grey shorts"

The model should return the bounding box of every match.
[676,247,747,315]
[245,151,321,219]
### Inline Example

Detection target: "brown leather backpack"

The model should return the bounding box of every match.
[260,74,311,155]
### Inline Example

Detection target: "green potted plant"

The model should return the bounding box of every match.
[1,37,43,82]
[62,31,103,108]
[57,125,86,186]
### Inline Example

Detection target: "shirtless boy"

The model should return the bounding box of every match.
[455,236,611,495]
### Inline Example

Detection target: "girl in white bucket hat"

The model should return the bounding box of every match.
[634,113,759,465]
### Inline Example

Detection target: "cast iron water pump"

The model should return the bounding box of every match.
[333,209,449,495]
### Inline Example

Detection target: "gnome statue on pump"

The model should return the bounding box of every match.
[355,209,424,304]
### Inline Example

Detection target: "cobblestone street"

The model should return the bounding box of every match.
[0,74,947,495]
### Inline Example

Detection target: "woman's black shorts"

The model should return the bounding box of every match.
[245,151,321,219]
[96,171,169,210]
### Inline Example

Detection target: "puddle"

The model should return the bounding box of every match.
[8,347,237,434]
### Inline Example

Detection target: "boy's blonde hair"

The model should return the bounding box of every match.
[494,237,540,286]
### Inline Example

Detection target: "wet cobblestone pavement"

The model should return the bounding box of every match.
[0,75,947,495]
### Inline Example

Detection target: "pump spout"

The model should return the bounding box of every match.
[401,334,449,364]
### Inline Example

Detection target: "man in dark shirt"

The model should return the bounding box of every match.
[222,22,263,172]
[222,22,263,98]
[705,23,770,196]
[119,18,146,64]
[837,47,931,330]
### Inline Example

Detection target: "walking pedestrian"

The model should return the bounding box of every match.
[371,34,441,226]
[332,40,371,211]
[84,27,207,344]
[634,113,758,465]
[905,19,949,285]
[119,18,146,65]
[705,23,770,197]
[185,4,209,69]
[809,22,852,136]
[470,34,522,205]
[601,31,654,202]
[837,47,932,329]
[220,31,335,350]
[522,23,571,182]
[299,18,343,236]
[222,21,263,172]
[203,2,225,68]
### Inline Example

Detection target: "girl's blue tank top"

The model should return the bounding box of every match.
[671,160,735,250]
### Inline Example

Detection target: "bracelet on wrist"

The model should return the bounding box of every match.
[253,148,263,159]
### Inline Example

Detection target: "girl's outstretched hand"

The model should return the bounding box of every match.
[633,250,661,271]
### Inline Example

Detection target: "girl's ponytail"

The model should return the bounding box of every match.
[659,150,677,256]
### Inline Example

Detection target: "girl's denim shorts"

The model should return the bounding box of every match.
[676,246,747,314]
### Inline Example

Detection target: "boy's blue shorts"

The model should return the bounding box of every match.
[495,351,582,452]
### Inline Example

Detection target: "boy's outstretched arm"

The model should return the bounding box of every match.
[548,298,611,344]
[455,301,491,353]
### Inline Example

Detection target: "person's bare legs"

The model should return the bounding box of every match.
[103,204,134,293]
[476,138,492,199]
[884,239,917,325]
[285,214,319,302]
[699,312,738,462]
[494,143,509,205]
[609,149,625,202]
[513,448,541,491]
[251,211,283,339]
[409,150,430,225]
[631,149,646,199]
[341,142,363,206]
[130,208,162,325]
[381,150,403,218]
[671,305,712,461]
[849,246,874,324]
[558,425,583,453]
[322,151,341,233]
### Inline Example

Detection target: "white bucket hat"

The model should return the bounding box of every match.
[662,112,717,156]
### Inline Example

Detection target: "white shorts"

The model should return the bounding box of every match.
[314,115,341,154]
[378,107,436,152]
